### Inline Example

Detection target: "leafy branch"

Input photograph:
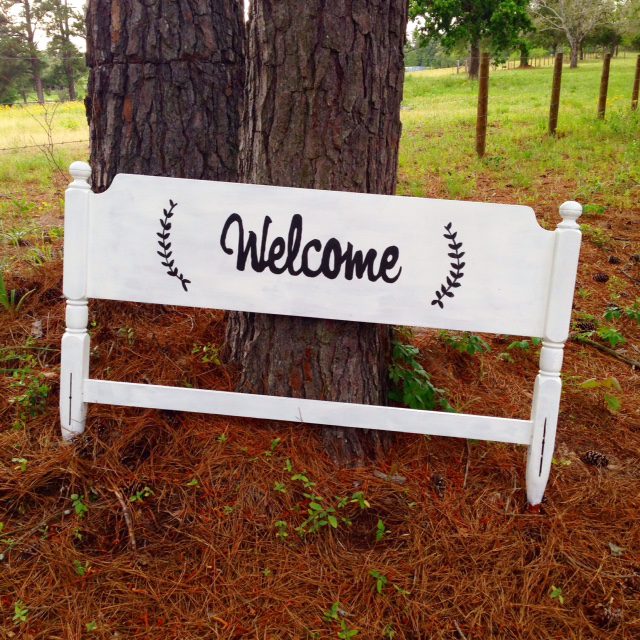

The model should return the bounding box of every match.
[431,222,464,309]
[157,200,191,292]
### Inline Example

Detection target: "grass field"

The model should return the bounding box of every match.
[0,58,639,638]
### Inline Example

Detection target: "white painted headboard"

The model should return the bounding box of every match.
[61,161,582,506]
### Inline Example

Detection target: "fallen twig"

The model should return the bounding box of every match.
[620,269,640,286]
[454,619,468,640]
[463,440,471,489]
[572,334,640,369]
[110,486,137,551]
[373,470,406,484]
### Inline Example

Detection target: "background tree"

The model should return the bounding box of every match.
[531,0,616,68]
[40,0,84,100]
[0,12,30,103]
[2,0,46,102]
[409,0,531,78]
[225,0,408,466]
[586,25,623,56]
[85,0,244,192]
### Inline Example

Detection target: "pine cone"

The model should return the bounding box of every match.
[592,599,623,629]
[431,474,446,498]
[608,255,622,265]
[593,273,609,283]
[576,320,597,332]
[581,450,609,468]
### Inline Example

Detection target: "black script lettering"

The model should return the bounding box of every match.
[379,246,402,283]
[220,213,262,272]
[342,243,378,281]
[320,238,344,279]
[285,214,303,276]
[220,213,403,284]
[301,239,322,277]
[268,236,287,274]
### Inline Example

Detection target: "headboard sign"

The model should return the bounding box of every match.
[84,172,556,337]
[61,162,583,507]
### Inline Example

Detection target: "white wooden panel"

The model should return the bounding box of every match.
[83,379,533,445]
[85,174,556,337]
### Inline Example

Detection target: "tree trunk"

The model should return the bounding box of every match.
[29,53,44,103]
[468,38,480,78]
[62,6,76,100]
[519,43,529,68]
[225,0,407,466]
[22,0,44,104]
[570,42,579,69]
[85,0,244,192]
[63,54,76,100]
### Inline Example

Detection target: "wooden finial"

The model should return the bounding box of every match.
[558,201,582,229]
[69,161,91,187]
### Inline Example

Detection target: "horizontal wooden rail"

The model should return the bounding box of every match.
[83,379,533,445]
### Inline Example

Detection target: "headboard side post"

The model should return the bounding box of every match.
[60,161,92,441]
[526,201,582,506]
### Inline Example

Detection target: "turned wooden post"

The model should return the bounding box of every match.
[60,161,91,440]
[526,201,582,506]
[549,52,564,135]
[476,52,490,157]
[598,53,612,119]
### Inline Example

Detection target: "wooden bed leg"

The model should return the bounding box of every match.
[526,342,563,506]
[60,162,91,441]
[526,201,582,507]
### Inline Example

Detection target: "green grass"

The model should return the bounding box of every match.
[0,57,638,220]
[399,57,640,212]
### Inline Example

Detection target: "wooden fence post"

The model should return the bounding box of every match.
[632,54,640,111]
[598,53,611,119]
[476,52,490,158]
[549,52,564,135]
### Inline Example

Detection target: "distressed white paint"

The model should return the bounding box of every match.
[85,172,556,337]
[526,201,583,506]
[84,379,533,445]
[60,161,583,506]
[60,161,91,440]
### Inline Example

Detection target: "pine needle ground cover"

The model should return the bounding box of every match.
[0,58,639,638]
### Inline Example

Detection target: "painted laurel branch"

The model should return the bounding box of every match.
[157,199,191,292]
[431,222,465,309]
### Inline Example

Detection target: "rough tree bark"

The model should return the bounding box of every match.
[468,38,480,79]
[225,0,408,466]
[85,0,244,192]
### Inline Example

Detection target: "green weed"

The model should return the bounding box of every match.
[596,326,626,348]
[580,223,610,247]
[389,340,453,412]
[440,331,491,355]
[70,494,89,519]
[8,356,50,427]
[13,600,28,624]
[549,585,565,605]
[129,486,154,503]
[369,570,388,594]
[0,271,34,314]
[323,602,359,639]
[192,343,222,365]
